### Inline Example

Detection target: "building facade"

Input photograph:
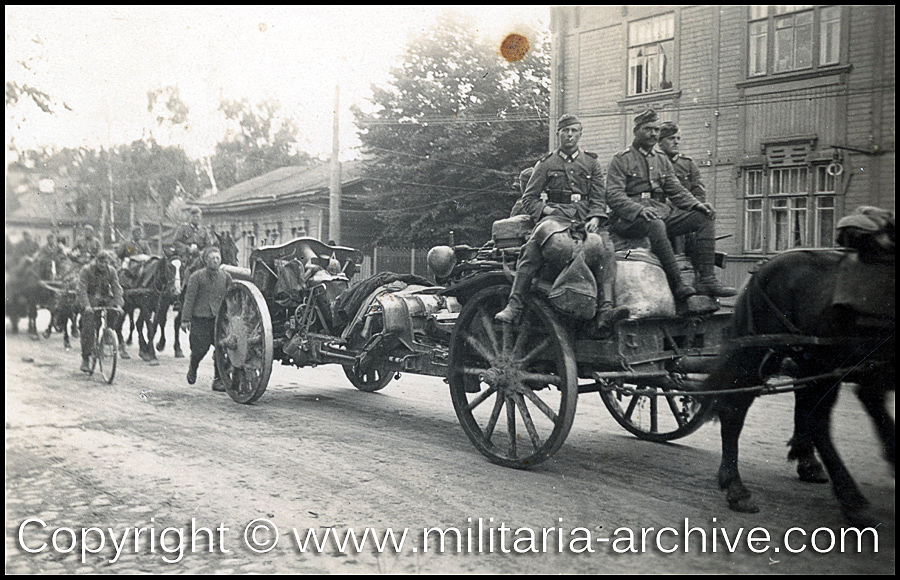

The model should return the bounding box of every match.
[194,160,377,267]
[550,5,894,283]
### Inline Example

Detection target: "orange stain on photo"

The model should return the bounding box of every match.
[500,33,529,62]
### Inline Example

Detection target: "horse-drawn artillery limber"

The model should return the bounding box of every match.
[214,226,732,468]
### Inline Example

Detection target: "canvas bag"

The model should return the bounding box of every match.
[546,234,598,320]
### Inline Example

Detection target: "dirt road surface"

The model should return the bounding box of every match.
[5,324,895,574]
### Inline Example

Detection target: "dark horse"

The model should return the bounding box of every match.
[7,255,79,346]
[116,256,179,364]
[706,241,894,526]
[155,232,239,358]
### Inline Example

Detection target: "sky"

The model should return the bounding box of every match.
[5,5,549,162]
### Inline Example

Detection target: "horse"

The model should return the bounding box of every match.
[6,257,42,336]
[705,242,894,526]
[155,235,238,358]
[6,255,77,344]
[116,255,180,364]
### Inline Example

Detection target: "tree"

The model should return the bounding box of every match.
[353,11,551,247]
[5,33,71,161]
[210,97,314,190]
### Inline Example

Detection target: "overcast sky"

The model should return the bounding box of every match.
[5,5,549,162]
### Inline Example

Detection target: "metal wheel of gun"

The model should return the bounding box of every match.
[495,114,629,331]
[76,250,124,374]
[605,109,736,303]
[180,246,233,392]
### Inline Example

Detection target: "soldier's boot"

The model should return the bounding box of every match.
[649,224,696,302]
[494,270,535,325]
[693,235,737,298]
[119,343,131,360]
[659,254,696,302]
[596,281,630,331]
[80,357,92,373]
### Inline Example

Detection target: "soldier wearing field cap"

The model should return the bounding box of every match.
[495,113,629,330]
[173,207,217,264]
[606,109,736,301]
[657,121,706,203]
[72,224,102,266]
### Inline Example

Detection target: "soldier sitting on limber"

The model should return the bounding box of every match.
[605,109,736,302]
[495,114,630,330]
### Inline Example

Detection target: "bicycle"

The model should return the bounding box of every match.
[87,306,119,384]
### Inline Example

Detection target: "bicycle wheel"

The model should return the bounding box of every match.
[98,327,118,384]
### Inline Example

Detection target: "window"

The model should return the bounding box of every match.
[742,162,838,252]
[748,6,842,77]
[628,14,674,96]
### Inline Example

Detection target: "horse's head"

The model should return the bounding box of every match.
[214,232,240,267]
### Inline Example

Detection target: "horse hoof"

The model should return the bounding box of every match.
[148,358,160,366]
[174,350,184,359]
[156,341,166,351]
[64,345,71,352]
[727,497,760,514]
[42,330,51,339]
[797,463,829,484]
[126,338,133,346]
[119,350,131,360]
[139,351,152,362]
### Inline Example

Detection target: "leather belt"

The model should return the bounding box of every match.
[542,191,583,204]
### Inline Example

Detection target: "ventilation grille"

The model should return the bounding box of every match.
[766,143,810,167]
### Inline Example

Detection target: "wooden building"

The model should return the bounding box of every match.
[549,5,894,284]
[193,160,376,267]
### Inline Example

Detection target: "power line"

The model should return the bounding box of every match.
[366,146,518,176]
[357,81,895,126]
[363,175,513,194]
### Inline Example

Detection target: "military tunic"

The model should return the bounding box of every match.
[605,145,702,227]
[72,237,102,265]
[77,262,124,359]
[669,153,707,203]
[522,149,609,225]
[173,223,217,259]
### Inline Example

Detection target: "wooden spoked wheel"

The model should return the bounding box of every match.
[343,364,394,392]
[215,281,274,404]
[448,286,578,469]
[599,377,711,442]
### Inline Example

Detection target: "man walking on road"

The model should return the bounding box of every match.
[180,246,233,392]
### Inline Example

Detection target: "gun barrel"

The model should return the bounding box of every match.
[221,264,252,281]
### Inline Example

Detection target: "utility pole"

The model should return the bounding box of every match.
[105,110,116,246]
[329,84,342,245]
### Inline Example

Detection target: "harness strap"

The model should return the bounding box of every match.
[748,271,804,335]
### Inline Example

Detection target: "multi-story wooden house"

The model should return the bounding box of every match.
[549,5,894,284]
